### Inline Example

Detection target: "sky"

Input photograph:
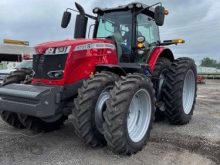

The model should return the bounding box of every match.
[0,0,220,64]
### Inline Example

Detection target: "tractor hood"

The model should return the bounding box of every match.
[35,38,114,54]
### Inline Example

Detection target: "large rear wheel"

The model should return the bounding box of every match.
[0,69,33,129]
[103,74,155,155]
[163,57,197,125]
[73,72,118,147]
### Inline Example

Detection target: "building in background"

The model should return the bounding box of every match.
[197,66,220,74]
[0,39,35,69]
[197,66,220,79]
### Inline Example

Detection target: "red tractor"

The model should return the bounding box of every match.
[0,2,197,155]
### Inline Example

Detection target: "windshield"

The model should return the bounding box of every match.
[95,10,160,63]
[136,14,160,45]
[96,11,133,61]
[15,60,33,69]
[96,11,132,39]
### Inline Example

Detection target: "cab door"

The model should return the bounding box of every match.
[136,14,160,63]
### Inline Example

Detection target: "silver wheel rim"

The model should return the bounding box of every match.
[182,70,195,114]
[95,87,111,134]
[127,89,152,143]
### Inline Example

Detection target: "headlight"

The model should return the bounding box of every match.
[45,46,71,55]
[45,48,55,54]
[55,46,71,54]
[47,70,64,79]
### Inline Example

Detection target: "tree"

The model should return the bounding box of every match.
[200,57,219,68]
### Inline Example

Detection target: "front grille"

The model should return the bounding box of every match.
[33,54,68,79]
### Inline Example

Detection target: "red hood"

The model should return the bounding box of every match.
[35,38,113,54]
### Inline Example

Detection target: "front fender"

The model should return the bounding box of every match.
[147,47,174,72]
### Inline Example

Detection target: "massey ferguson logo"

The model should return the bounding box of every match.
[45,48,55,54]
[74,43,116,51]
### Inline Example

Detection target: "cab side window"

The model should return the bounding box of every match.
[136,14,160,44]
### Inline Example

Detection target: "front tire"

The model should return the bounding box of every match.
[163,57,197,125]
[73,72,118,147]
[103,74,155,155]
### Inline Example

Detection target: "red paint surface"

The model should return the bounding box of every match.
[147,47,171,72]
[32,39,118,86]
[32,39,174,86]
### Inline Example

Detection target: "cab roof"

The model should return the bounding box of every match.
[93,2,155,18]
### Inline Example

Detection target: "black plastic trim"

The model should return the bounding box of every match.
[95,63,151,76]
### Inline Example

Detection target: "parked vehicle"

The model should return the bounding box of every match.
[0,60,32,84]
[197,75,205,84]
[0,2,197,155]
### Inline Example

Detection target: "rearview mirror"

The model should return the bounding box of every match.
[61,11,71,28]
[154,6,165,26]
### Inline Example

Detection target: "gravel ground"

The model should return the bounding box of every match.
[0,80,219,165]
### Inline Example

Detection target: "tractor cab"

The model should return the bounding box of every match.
[62,2,166,63]
[93,3,166,63]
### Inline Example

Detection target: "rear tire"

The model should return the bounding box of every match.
[73,72,118,147]
[152,57,171,121]
[163,58,197,125]
[0,69,33,129]
[103,74,155,155]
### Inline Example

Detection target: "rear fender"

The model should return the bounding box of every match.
[147,47,174,72]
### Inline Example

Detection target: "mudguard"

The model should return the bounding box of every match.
[148,47,174,72]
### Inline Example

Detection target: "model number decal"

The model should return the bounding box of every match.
[74,43,115,51]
